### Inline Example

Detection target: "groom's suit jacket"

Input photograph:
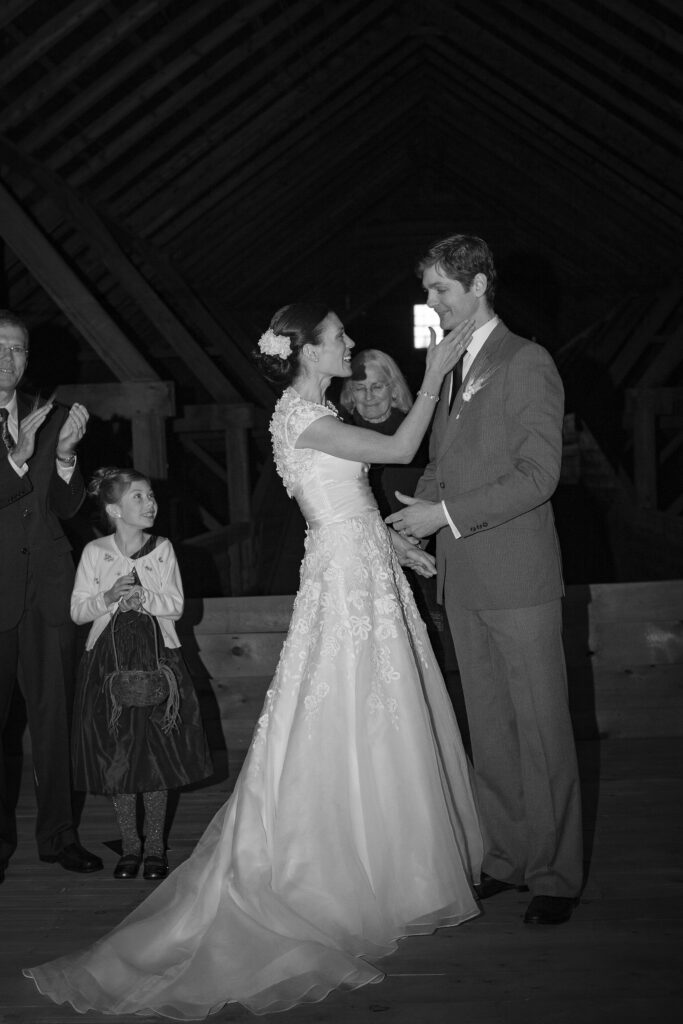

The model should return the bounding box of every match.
[0,394,85,632]
[414,321,565,610]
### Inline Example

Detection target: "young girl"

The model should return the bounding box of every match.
[70,467,212,881]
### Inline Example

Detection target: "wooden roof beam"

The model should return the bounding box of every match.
[611,282,683,385]
[99,1,397,232]
[641,326,683,387]
[0,176,156,381]
[496,1,683,151]
[426,40,683,236]
[0,138,244,403]
[188,95,422,295]
[41,0,312,185]
[559,0,683,91]
[172,44,423,264]
[426,0,683,215]
[597,0,683,61]
[0,1,37,33]
[14,0,227,150]
[425,64,657,278]
[0,149,275,408]
[0,0,164,134]
[147,28,415,247]
[0,0,110,88]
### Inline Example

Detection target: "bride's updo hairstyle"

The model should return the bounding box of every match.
[253,302,330,387]
[88,466,149,532]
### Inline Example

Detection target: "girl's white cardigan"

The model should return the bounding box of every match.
[71,534,183,651]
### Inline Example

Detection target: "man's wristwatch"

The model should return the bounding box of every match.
[56,451,76,466]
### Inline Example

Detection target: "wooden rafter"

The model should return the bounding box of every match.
[0,0,164,134]
[0,176,156,381]
[0,0,110,88]
[11,0,226,149]
[425,0,683,221]
[172,34,420,263]
[611,283,682,385]
[42,0,285,187]
[0,138,243,403]
[113,1,395,238]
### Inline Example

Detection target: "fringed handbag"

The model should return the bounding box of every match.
[104,607,180,736]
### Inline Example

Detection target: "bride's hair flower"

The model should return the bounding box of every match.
[258,329,292,359]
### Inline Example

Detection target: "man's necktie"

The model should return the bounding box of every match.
[449,356,465,414]
[0,408,15,452]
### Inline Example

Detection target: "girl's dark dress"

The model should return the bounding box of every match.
[72,536,212,795]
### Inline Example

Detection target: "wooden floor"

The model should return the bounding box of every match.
[1,737,682,1024]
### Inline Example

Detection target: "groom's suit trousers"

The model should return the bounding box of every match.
[444,591,583,898]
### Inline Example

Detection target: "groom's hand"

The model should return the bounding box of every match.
[386,492,447,540]
[389,529,437,577]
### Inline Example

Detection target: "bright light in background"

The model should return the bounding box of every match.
[413,304,443,348]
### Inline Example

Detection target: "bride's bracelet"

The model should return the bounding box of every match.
[417,389,439,402]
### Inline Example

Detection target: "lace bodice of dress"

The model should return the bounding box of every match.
[270,387,377,527]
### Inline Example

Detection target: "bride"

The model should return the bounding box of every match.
[24,303,482,1018]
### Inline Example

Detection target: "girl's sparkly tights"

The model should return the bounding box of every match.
[112,791,168,857]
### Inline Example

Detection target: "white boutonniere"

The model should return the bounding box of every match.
[462,365,498,403]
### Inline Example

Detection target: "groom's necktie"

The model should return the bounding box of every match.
[448,356,465,414]
[0,407,15,452]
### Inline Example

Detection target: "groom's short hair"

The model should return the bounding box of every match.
[416,235,497,303]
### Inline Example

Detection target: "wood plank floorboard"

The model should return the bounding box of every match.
[1,738,681,1024]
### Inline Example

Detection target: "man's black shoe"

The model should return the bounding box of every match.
[474,872,528,900]
[40,842,103,873]
[523,894,577,925]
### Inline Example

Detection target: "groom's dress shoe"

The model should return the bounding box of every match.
[475,872,529,900]
[523,895,577,925]
[40,842,103,873]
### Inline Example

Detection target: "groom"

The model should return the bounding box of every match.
[387,235,582,925]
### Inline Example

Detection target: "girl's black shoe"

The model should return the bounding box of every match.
[143,854,168,880]
[113,853,142,879]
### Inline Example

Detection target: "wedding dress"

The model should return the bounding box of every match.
[23,388,482,1019]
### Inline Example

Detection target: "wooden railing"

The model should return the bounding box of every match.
[178,581,683,770]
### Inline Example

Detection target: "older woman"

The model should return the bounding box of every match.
[340,349,426,516]
[339,348,413,427]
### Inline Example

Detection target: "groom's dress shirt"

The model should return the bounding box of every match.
[1,394,76,483]
[442,317,499,540]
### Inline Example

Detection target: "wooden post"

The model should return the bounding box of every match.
[174,404,264,594]
[631,389,658,509]
[225,425,251,592]
[132,413,168,479]
[55,381,175,480]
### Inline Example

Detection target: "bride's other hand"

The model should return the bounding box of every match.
[389,529,437,577]
[424,319,475,383]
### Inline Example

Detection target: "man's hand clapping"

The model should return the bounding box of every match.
[57,402,89,459]
[10,400,54,467]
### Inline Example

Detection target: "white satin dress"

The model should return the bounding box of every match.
[23,388,482,1018]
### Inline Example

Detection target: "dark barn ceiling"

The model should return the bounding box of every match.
[0,0,681,404]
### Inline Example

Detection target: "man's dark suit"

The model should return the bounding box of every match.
[415,321,583,899]
[0,394,85,863]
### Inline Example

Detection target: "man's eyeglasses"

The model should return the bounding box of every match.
[0,344,28,357]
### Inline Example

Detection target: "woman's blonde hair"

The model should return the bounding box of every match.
[340,349,413,415]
